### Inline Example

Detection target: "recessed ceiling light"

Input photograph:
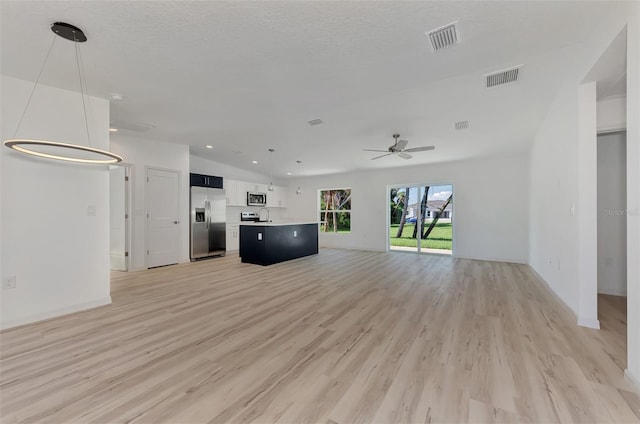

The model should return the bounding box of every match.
[205,145,213,149]
[287,172,292,175]
[108,128,118,132]
[307,119,323,126]
[252,160,258,164]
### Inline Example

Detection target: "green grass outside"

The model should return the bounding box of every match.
[390,223,452,250]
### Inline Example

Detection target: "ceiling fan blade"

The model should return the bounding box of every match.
[403,146,435,153]
[397,152,412,160]
[396,139,408,151]
[363,148,389,153]
[371,153,392,160]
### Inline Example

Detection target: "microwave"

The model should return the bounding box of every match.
[247,192,267,206]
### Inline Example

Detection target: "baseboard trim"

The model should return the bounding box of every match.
[454,254,527,264]
[597,288,627,296]
[577,317,601,329]
[319,245,387,253]
[0,297,112,330]
[625,369,640,391]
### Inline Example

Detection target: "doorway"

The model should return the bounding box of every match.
[389,184,453,254]
[597,131,627,355]
[146,167,181,268]
[109,166,130,271]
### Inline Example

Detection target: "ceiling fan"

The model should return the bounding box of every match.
[363,134,435,160]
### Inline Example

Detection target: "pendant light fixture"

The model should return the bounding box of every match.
[267,148,275,191]
[3,22,123,164]
[295,160,303,195]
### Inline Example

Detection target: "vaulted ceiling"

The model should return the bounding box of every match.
[0,1,629,176]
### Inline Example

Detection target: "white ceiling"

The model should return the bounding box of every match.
[0,1,629,177]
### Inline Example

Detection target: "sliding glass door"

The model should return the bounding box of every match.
[389,184,453,254]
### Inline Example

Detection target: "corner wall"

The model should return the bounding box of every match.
[286,153,530,263]
[529,6,639,387]
[1,76,111,329]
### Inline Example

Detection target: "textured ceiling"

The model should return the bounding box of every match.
[0,1,630,176]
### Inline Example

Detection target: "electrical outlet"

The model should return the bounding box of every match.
[87,205,96,216]
[2,276,17,290]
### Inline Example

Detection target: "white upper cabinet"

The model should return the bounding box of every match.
[223,179,288,208]
[267,185,288,208]
[223,179,239,206]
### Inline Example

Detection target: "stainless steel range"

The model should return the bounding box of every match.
[240,211,260,222]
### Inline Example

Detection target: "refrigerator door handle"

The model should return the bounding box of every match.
[205,200,210,229]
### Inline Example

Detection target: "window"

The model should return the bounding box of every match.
[319,189,351,233]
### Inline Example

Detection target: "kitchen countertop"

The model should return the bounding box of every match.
[239,221,319,227]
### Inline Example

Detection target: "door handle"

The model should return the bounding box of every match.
[174,221,179,224]
[205,200,210,229]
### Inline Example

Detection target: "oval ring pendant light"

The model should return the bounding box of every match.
[3,22,123,164]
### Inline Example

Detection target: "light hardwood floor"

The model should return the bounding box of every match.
[1,249,638,423]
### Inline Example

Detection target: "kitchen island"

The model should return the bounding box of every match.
[239,222,319,266]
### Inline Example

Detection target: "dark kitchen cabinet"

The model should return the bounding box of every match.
[190,173,223,189]
[239,223,319,266]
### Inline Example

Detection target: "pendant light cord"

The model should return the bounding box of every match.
[74,34,92,147]
[13,34,57,138]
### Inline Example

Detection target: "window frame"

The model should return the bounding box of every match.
[318,188,352,234]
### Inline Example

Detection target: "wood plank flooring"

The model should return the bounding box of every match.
[1,249,638,423]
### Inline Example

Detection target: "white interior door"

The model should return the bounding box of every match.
[147,168,180,268]
[109,166,127,271]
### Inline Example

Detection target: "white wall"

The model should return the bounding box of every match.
[286,153,530,263]
[110,136,190,270]
[1,75,111,329]
[529,81,581,314]
[625,3,640,389]
[529,6,639,387]
[597,132,627,296]
[598,96,627,132]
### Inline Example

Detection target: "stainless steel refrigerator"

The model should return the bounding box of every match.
[190,187,226,260]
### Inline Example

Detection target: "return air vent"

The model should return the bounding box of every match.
[427,22,459,52]
[307,119,323,126]
[454,120,469,130]
[484,65,522,88]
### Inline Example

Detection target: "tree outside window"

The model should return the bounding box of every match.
[319,189,351,233]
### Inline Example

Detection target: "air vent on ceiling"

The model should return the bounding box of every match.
[110,120,156,132]
[307,119,323,126]
[427,22,459,52]
[454,120,469,130]
[484,65,522,88]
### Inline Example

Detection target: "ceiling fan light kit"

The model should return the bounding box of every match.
[3,22,123,165]
[363,134,435,160]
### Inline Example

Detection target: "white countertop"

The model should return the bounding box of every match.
[239,221,319,227]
